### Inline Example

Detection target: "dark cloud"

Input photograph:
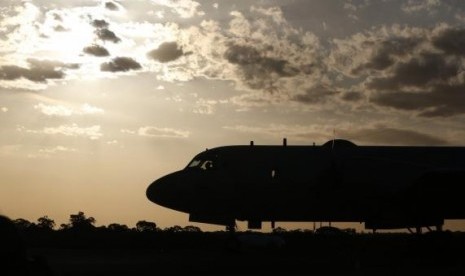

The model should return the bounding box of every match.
[225,44,298,77]
[432,27,465,56]
[340,25,465,117]
[341,91,363,102]
[147,42,184,63]
[372,83,465,117]
[339,126,448,146]
[52,13,62,21]
[101,57,142,72]
[91,19,109,29]
[354,37,421,74]
[0,59,73,83]
[95,28,121,43]
[367,53,460,91]
[292,85,338,104]
[83,44,110,57]
[224,44,300,91]
[54,25,66,32]
[225,44,260,65]
[105,2,119,11]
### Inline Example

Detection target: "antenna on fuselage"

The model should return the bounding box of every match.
[250,141,254,146]
[283,138,287,146]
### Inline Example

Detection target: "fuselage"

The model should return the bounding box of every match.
[147,140,465,230]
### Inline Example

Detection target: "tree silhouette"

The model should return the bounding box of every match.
[107,223,129,232]
[60,223,70,230]
[13,218,35,230]
[136,220,157,232]
[37,216,55,230]
[69,211,96,230]
[165,225,183,233]
[183,225,201,232]
[272,227,287,234]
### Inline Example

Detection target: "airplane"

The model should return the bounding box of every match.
[146,139,465,233]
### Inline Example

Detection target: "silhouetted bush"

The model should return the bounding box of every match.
[136,220,157,232]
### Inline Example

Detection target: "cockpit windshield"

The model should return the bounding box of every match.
[188,159,202,168]
[187,159,216,170]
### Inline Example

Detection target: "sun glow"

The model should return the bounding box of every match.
[39,11,95,62]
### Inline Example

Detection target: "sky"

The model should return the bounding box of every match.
[1,0,465,231]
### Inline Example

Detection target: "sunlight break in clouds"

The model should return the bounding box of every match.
[43,124,102,140]
[34,103,104,116]
[150,0,204,18]
[122,126,190,138]
[18,124,103,140]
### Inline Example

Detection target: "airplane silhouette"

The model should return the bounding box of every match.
[147,139,465,233]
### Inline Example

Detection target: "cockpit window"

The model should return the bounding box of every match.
[188,159,202,168]
[186,159,216,170]
[201,160,213,170]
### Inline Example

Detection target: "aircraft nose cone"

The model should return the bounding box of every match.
[146,179,161,205]
[146,172,193,213]
[146,176,170,206]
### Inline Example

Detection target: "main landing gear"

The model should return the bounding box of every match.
[407,224,443,235]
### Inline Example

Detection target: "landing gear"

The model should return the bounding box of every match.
[226,224,236,234]
[226,222,240,251]
[407,227,423,234]
[407,223,443,235]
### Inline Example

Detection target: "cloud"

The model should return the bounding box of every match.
[34,103,104,116]
[83,44,110,57]
[19,124,103,140]
[292,85,339,105]
[80,103,104,115]
[147,42,184,63]
[34,103,73,116]
[338,126,448,146]
[95,28,121,43]
[372,82,465,117]
[330,24,465,117]
[1,107,8,113]
[0,59,70,83]
[367,52,460,91]
[224,43,300,91]
[42,124,103,140]
[106,140,118,145]
[105,2,119,11]
[193,99,218,115]
[224,123,447,146]
[432,27,465,56]
[341,91,363,102]
[122,126,189,138]
[90,19,120,43]
[138,126,190,138]
[54,25,67,32]
[101,57,142,72]
[91,19,109,29]
[150,0,203,18]
[401,0,441,13]
[39,146,77,154]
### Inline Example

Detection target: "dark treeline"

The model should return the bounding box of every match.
[4,213,465,275]
[10,211,465,250]
[12,211,210,249]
